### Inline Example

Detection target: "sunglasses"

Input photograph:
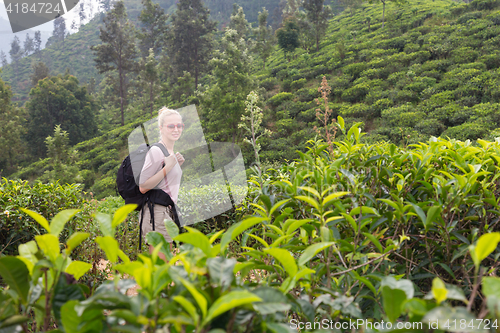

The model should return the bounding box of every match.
[165,123,185,130]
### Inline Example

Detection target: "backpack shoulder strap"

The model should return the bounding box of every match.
[152,142,170,157]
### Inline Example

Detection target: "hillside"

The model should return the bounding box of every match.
[0,0,285,103]
[11,0,500,199]
[255,0,500,160]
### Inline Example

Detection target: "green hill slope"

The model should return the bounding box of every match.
[12,0,500,199]
[255,0,500,161]
[0,0,284,103]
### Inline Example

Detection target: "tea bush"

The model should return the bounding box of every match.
[0,179,88,255]
[4,121,500,332]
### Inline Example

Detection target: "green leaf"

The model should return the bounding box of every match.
[202,291,261,325]
[298,187,320,199]
[174,227,211,256]
[322,191,349,206]
[350,206,379,216]
[285,219,314,236]
[294,195,320,210]
[61,300,85,333]
[65,232,90,254]
[53,274,85,324]
[423,306,479,332]
[483,277,500,297]
[264,248,297,277]
[173,296,199,324]
[298,242,334,266]
[0,257,30,305]
[410,203,426,224]
[475,232,500,264]
[269,199,291,215]
[20,208,50,233]
[362,233,383,253]
[146,232,172,261]
[164,218,180,242]
[0,315,28,329]
[425,206,442,229]
[206,257,236,291]
[380,276,414,323]
[341,213,357,233]
[220,217,267,250]
[112,204,137,229]
[95,236,119,263]
[432,278,448,304]
[353,273,377,295]
[94,212,113,237]
[338,115,345,131]
[209,230,225,244]
[65,261,92,280]
[35,234,60,262]
[179,277,207,319]
[50,209,80,237]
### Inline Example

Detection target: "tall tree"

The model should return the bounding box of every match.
[200,29,255,156]
[91,0,137,126]
[229,4,251,41]
[79,2,87,26]
[100,0,112,13]
[30,61,50,86]
[303,0,333,52]
[34,31,42,57]
[137,0,169,58]
[283,0,302,19]
[23,33,34,56]
[0,74,25,176]
[276,17,300,61]
[25,74,98,158]
[137,48,160,116]
[254,8,274,68]
[0,51,7,67]
[168,0,216,88]
[9,36,22,74]
[40,125,82,184]
[52,17,67,44]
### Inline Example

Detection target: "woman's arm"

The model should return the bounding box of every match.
[139,154,177,194]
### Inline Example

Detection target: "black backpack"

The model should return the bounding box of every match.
[116,142,181,249]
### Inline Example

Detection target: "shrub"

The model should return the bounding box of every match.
[341,81,370,102]
[382,104,425,127]
[450,47,479,64]
[414,118,446,136]
[457,11,483,24]
[441,121,490,140]
[339,103,370,117]
[268,92,294,107]
[260,77,278,91]
[342,62,368,78]
[0,179,87,255]
[290,78,307,90]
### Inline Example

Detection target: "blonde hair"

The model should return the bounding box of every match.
[158,106,182,128]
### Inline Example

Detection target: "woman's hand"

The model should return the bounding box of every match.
[175,152,185,166]
[164,154,177,170]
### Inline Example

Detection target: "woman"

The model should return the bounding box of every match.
[138,107,185,257]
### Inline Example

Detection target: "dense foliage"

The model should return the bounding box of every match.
[0,179,87,256]
[2,122,500,331]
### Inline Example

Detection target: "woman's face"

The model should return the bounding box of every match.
[161,114,184,142]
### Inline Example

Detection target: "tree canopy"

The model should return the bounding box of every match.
[25,74,98,158]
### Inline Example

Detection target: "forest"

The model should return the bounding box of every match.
[2,0,500,331]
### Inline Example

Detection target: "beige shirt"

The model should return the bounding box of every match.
[139,143,182,203]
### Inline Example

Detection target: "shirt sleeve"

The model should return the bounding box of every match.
[138,146,164,187]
